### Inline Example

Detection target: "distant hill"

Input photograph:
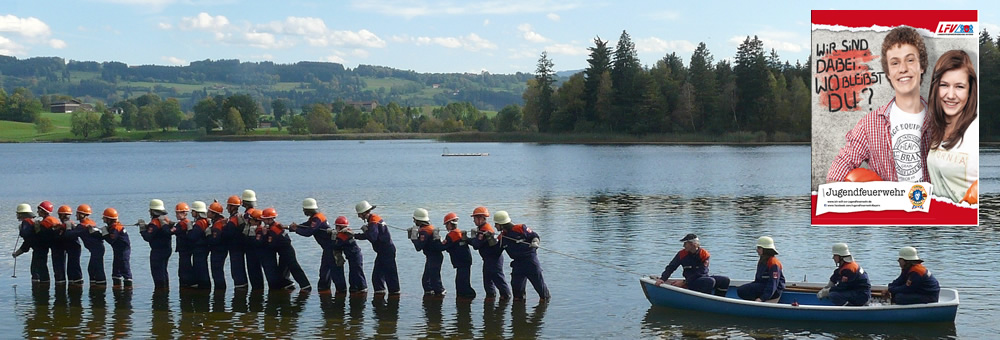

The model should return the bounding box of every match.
[0,55,533,113]
[555,69,584,78]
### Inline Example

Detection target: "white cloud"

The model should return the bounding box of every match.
[0,15,52,38]
[0,35,26,55]
[325,53,347,63]
[390,35,409,43]
[636,37,696,54]
[330,29,386,48]
[352,0,583,19]
[643,10,680,21]
[507,47,539,59]
[517,23,548,43]
[413,33,496,51]
[96,0,176,5]
[163,56,186,65]
[158,22,173,30]
[180,12,230,31]
[544,43,587,56]
[261,17,327,36]
[243,31,285,49]
[547,13,560,21]
[350,48,370,58]
[48,39,67,49]
[483,19,490,26]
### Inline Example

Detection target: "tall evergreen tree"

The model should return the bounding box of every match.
[533,51,556,132]
[688,42,717,132]
[583,36,612,123]
[734,35,772,132]
[611,30,642,132]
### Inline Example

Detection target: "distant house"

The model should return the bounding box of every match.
[432,84,441,89]
[49,99,94,113]
[259,122,272,129]
[346,100,379,112]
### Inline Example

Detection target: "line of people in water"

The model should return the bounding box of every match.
[654,234,941,305]
[12,192,551,302]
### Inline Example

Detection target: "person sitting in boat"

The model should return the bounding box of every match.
[654,233,730,297]
[817,243,871,306]
[737,236,785,302]
[887,246,940,304]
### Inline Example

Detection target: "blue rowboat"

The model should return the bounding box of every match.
[640,277,959,323]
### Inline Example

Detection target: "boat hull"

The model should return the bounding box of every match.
[640,277,958,323]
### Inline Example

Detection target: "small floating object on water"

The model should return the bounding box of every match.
[442,147,488,157]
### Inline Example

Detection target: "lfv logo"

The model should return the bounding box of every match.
[936,22,976,35]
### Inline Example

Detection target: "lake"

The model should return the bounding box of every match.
[0,140,996,339]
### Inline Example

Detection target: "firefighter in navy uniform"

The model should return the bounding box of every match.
[330,216,367,294]
[496,211,550,301]
[13,203,44,282]
[816,243,871,306]
[206,201,230,290]
[75,204,107,286]
[171,202,194,288]
[141,199,174,290]
[354,200,400,295]
[887,247,940,305]
[262,207,311,291]
[441,212,476,298]
[410,208,445,295]
[187,201,213,289]
[55,205,86,285]
[466,206,509,300]
[654,234,730,297]
[224,195,249,289]
[103,207,133,287]
[248,208,290,290]
[289,198,335,293]
[240,190,266,290]
[15,201,59,283]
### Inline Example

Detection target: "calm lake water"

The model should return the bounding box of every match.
[0,140,996,339]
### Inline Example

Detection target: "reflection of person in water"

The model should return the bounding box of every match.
[150,290,173,338]
[110,287,133,338]
[420,294,445,337]
[511,302,549,339]
[25,285,52,338]
[452,298,474,339]
[481,299,507,339]
[372,295,400,337]
[925,49,979,204]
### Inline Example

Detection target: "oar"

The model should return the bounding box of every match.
[783,284,887,298]
[11,237,19,278]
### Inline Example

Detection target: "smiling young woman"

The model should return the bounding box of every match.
[926,49,979,204]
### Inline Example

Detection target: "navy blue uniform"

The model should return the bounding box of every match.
[443,228,475,298]
[105,222,132,284]
[737,256,785,301]
[412,225,445,294]
[50,219,72,283]
[141,217,173,289]
[659,248,730,296]
[467,223,509,299]
[332,229,366,293]
[241,211,265,290]
[501,224,550,300]
[78,218,106,284]
[188,218,213,289]
[207,217,229,290]
[17,217,52,282]
[355,214,399,294]
[294,213,335,291]
[828,261,871,306]
[59,220,87,283]
[266,222,310,289]
[888,263,940,305]
[225,214,249,288]
[172,218,194,288]
[252,223,289,290]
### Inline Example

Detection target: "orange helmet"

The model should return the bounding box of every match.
[227,195,242,206]
[103,208,119,220]
[175,202,191,212]
[57,205,73,215]
[471,206,490,217]
[76,204,93,215]
[249,208,263,221]
[443,212,458,224]
[208,202,224,214]
[334,216,349,226]
[38,201,55,214]
[261,207,277,219]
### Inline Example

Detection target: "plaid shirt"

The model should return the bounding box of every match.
[827,97,931,183]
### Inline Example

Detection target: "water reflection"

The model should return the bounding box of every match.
[641,305,958,339]
[510,301,547,339]
[372,295,399,338]
[419,295,444,338]
[110,287,133,338]
[450,298,474,339]
[481,300,507,339]
[150,290,173,339]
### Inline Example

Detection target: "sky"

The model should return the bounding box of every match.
[0,1,997,74]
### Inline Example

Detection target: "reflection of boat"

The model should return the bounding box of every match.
[442,147,488,157]
[639,277,959,323]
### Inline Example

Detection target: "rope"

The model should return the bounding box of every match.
[383,223,646,278]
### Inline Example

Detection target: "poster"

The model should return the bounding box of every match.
[811,10,979,226]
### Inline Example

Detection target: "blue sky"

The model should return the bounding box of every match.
[1,1,996,74]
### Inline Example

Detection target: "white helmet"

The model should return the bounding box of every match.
[149,199,166,212]
[493,210,511,225]
[756,236,778,254]
[832,243,851,257]
[242,189,257,202]
[192,201,208,214]
[898,246,921,261]
[16,203,33,214]
[355,200,375,214]
[303,198,319,210]
[413,208,430,222]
